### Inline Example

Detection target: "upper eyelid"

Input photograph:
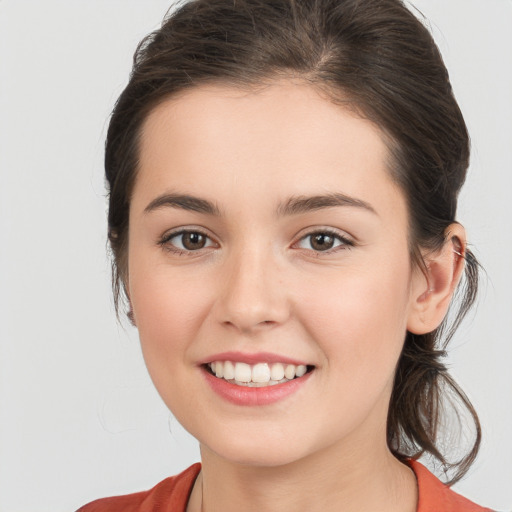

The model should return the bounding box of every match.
[293,226,354,243]
[160,226,215,242]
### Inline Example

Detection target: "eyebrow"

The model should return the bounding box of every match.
[143,191,376,217]
[144,193,221,216]
[277,193,377,216]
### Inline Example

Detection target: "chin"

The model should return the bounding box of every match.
[194,425,323,468]
[214,444,307,468]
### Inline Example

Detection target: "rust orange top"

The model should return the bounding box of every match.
[76,460,491,512]
[408,460,492,512]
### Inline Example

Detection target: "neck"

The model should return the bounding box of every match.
[188,436,417,512]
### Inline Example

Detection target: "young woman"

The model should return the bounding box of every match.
[78,0,493,510]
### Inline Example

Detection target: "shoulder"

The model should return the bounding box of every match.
[409,460,492,512]
[75,463,201,512]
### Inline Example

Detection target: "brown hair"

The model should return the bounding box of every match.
[105,0,480,483]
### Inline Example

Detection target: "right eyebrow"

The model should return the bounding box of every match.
[143,193,221,216]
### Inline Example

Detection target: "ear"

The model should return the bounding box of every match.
[407,224,466,335]
[124,278,137,327]
[127,303,137,326]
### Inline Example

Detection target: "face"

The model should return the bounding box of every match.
[127,81,422,467]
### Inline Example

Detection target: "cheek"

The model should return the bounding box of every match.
[128,264,216,422]
[295,260,412,381]
[129,258,213,366]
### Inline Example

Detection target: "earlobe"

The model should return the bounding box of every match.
[124,279,137,327]
[407,224,466,335]
[127,304,137,326]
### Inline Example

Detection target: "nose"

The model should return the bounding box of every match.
[214,246,290,334]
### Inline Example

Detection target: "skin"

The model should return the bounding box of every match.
[127,81,466,512]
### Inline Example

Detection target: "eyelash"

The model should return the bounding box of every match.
[294,229,354,254]
[158,228,216,255]
[158,228,354,256]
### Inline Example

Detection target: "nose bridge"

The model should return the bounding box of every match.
[217,240,288,332]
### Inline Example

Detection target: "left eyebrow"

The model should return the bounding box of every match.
[277,193,377,217]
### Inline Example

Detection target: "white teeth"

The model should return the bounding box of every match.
[284,364,296,380]
[223,360,235,380]
[296,365,307,377]
[234,362,252,383]
[270,363,285,381]
[208,360,311,386]
[252,363,271,383]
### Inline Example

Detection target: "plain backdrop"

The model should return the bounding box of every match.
[0,1,511,510]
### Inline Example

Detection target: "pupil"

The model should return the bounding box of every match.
[183,232,205,250]
[312,234,334,251]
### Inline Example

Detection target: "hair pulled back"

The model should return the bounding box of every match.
[105,0,480,483]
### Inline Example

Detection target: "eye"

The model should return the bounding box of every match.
[296,231,353,252]
[161,229,216,253]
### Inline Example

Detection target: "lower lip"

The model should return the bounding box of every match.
[201,367,313,406]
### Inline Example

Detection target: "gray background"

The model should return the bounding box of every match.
[0,1,511,510]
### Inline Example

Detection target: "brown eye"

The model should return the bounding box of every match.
[163,230,215,252]
[296,231,352,252]
[182,232,207,250]
[310,233,335,251]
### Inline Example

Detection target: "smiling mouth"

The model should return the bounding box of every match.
[204,361,315,387]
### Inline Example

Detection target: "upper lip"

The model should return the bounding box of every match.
[197,351,311,366]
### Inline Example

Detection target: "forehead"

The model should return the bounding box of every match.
[134,81,404,218]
